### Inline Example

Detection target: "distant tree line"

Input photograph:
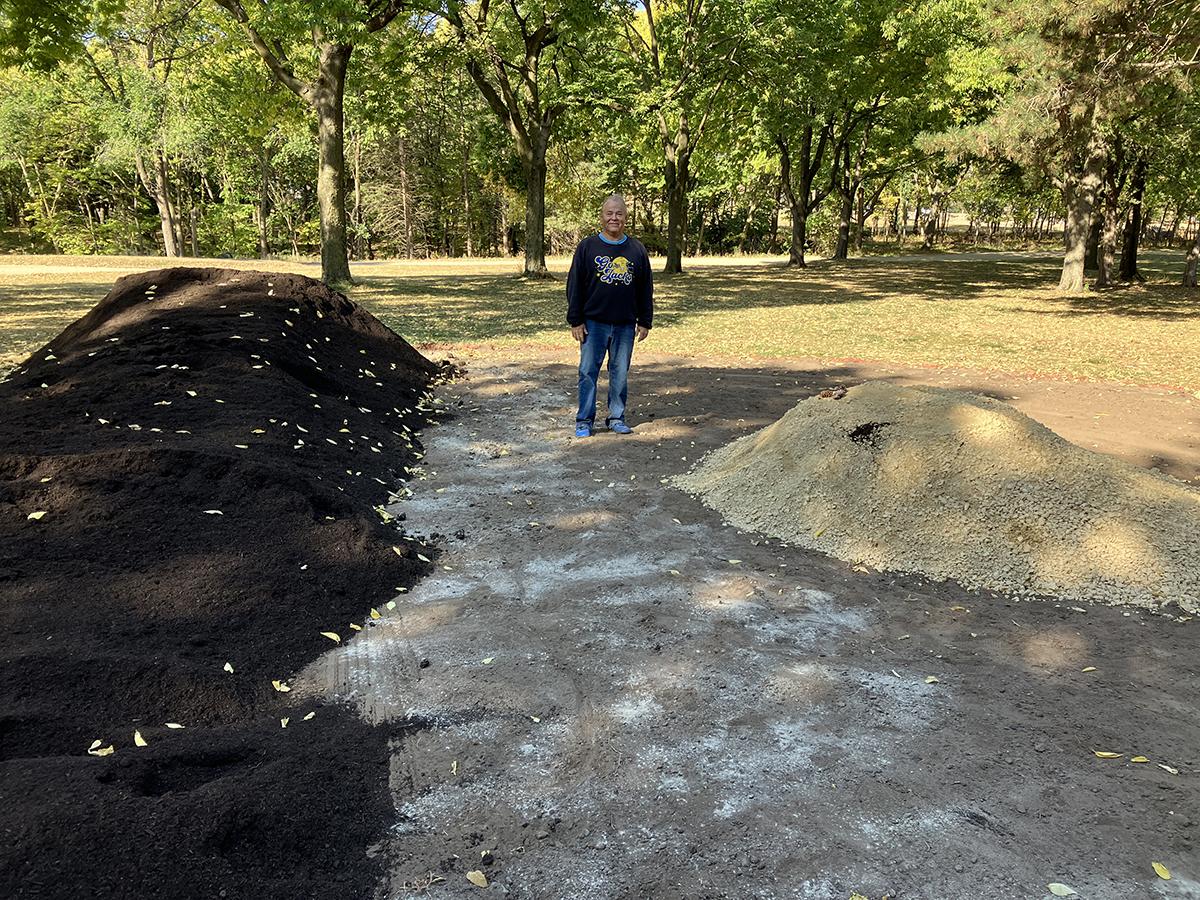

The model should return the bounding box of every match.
[0,0,1197,290]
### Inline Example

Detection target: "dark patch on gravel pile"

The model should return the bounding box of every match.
[0,267,443,899]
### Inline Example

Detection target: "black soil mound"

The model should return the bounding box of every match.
[0,268,442,899]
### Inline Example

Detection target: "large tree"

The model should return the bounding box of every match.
[619,0,747,273]
[984,0,1199,292]
[434,0,603,277]
[212,0,406,284]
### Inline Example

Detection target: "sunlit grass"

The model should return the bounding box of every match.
[1,250,1196,391]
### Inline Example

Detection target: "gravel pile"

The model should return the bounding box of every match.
[673,381,1200,613]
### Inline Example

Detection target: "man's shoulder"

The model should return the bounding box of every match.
[621,235,648,257]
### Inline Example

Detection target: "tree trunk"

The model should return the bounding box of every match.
[1184,229,1200,287]
[1084,214,1101,270]
[769,179,781,251]
[736,187,758,254]
[833,188,852,259]
[257,147,270,258]
[789,201,808,266]
[399,133,413,259]
[135,151,180,257]
[1095,154,1123,288]
[1058,127,1107,293]
[854,188,866,253]
[521,120,551,277]
[498,193,510,258]
[1119,156,1147,282]
[313,42,352,285]
[663,148,689,274]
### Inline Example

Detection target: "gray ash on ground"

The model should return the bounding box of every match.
[0,267,442,899]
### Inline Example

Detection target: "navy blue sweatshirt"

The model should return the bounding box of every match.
[566,233,654,329]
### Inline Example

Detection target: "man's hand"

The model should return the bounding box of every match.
[636,325,650,343]
[571,324,587,343]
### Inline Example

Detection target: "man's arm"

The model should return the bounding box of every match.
[566,241,589,328]
[635,244,654,336]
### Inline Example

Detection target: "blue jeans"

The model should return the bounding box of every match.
[576,319,635,427]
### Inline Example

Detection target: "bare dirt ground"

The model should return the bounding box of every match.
[303,351,1199,900]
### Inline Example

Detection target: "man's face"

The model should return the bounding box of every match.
[601,201,627,239]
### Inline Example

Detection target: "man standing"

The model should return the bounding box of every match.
[566,194,653,437]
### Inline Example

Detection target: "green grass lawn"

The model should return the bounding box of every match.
[1,250,1197,391]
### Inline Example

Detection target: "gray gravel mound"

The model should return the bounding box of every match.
[673,381,1200,613]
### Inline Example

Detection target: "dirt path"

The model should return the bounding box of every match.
[305,355,1198,900]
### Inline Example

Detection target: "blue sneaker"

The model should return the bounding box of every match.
[574,422,592,438]
[609,420,633,435]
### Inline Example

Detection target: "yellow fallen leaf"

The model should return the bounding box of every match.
[303,711,316,721]
[88,744,115,757]
[320,632,341,643]
[727,559,741,565]
[417,553,431,562]
[466,871,488,888]
[233,444,249,449]
[203,509,224,515]
[27,511,47,521]
[370,608,381,620]
[280,717,289,728]
[134,730,147,747]
[271,680,291,693]
[223,662,234,674]
[1152,862,1170,880]
[1048,884,1078,897]
[1092,750,1123,759]
[531,715,541,722]
[165,722,184,729]
[482,657,494,665]
[349,623,362,631]
[949,605,968,612]
[669,569,681,576]
[1081,666,1096,673]
[386,600,397,610]
[1158,764,1179,775]
[924,676,940,684]
[251,428,266,434]
[88,739,102,752]
[392,546,405,556]
[1131,756,1149,763]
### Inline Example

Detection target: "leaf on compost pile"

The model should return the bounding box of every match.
[223,662,234,674]
[1092,750,1123,759]
[466,871,488,888]
[321,632,341,643]
[924,676,940,684]
[1152,862,1171,880]
[134,730,147,747]
[1047,884,1077,897]
[26,511,47,521]
[1131,756,1149,763]
[272,680,290,693]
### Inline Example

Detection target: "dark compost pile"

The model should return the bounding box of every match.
[0,268,441,899]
